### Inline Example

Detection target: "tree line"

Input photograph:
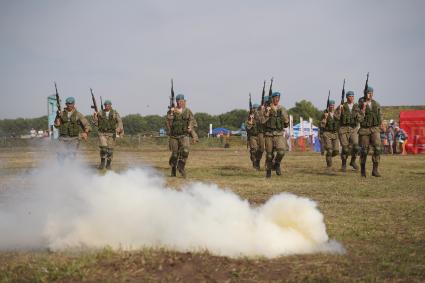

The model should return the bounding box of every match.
[0,100,322,137]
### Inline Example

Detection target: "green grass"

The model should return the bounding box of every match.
[0,144,424,282]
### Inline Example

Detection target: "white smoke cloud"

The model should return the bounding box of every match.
[0,160,344,258]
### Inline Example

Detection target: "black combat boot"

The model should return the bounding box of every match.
[171,166,176,177]
[105,159,112,170]
[341,158,347,172]
[372,162,381,177]
[360,163,366,177]
[350,156,359,170]
[256,152,263,169]
[98,158,106,170]
[266,169,272,178]
[177,161,186,178]
[275,163,282,175]
[326,156,332,168]
[253,160,260,170]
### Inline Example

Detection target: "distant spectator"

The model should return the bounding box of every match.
[386,121,395,154]
[380,126,388,153]
[394,126,408,154]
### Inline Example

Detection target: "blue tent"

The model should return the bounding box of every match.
[212,127,231,135]
[292,121,319,139]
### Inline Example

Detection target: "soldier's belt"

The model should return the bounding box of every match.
[170,134,189,139]
[264,131,284,136]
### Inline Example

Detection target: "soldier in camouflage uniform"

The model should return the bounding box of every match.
[358,86,383,177]
[54,97,90,162]
[166,94,198,178]
[320,100,340,168]
[246,103,265,170]
[260,92,289,178]
[338,91,361,171]
[93,100,124,170]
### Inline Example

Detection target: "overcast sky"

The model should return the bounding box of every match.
[0,0,424,119]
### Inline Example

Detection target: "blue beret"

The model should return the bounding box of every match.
[328,99,335,105]
[367,86,374,93]
[252,103,259,108]
[271,92,281,98]
[346,91,355,98]
[65,97,75,104]
[176,94,185,101]
[263,96,270,102]
[103,99,112,105]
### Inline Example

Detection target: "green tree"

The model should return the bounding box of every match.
[144,115,166,133]
[0,116,48,137]
[194,112,220,137]
[288,100,322,125]
[122,114,147,135]
[218,109,248,130]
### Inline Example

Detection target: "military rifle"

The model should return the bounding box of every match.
[363,72,369,100]
[90,88,99,113]
[325,90,330,113]
[268,77,273,104]
[100,96,104,111]
[260,80,266,106]
[54,82,61,118]
[249,93,253,114]
[169,79,175,110]
[341,79,346,105]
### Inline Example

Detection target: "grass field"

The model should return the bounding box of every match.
[0,141,424,282]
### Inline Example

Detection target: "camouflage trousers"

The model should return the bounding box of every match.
[319,131,325,155]
[248,133,265,163]
[264,133,287,170]
[169,135,190,167]
[323,131,339,157]
[99,132,116,160]
[57,136,80,163]
[359,127,381,164]
[338,126,359,160]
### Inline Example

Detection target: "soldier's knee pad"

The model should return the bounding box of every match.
[106,148,113,158]
[352,144,360,154]
[276,150,285,158]
[266,153,273,160]
[171,152,179,159]
[360,145,369,155]
[373,145,382,155]
[181,148,189,158]
[342,146,350,155]
[332,150,339,157]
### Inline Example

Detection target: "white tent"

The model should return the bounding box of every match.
[291,121,319,139]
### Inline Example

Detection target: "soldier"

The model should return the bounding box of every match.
[246,103,264,170]
[320,100,340,169]
[54,97,90,162]
[166,94,198,177]
[338,91,361,171]
[93,100,124,170]
[260,92,289,178]
[358,86,383,177]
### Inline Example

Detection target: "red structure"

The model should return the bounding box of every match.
[399,110,425,154]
